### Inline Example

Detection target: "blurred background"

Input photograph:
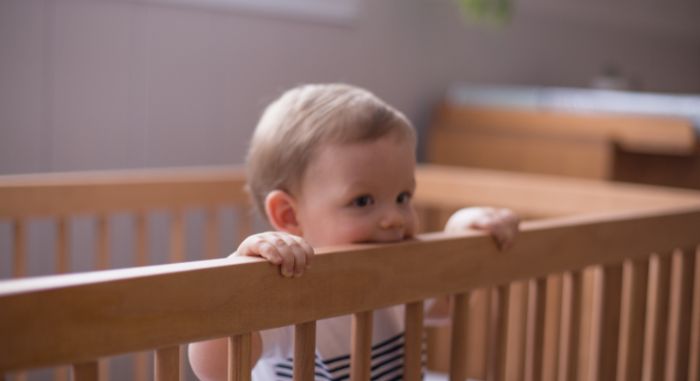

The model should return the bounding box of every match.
[1,0,699,175]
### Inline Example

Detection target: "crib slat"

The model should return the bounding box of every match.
[73,361,98,381]
[295,321,317,381]
[494,285,511,381]
[350,311,372,381]
[505,281,529,381]
[642,253,672,381]
[577,267,602,381]
[135,212,148,266]
[689,245,700,381]
[558,271,582,381]
[170,209,185,263]
[206,207,219,259]
[597,264,623,380]
[449,293,469,381]
[525,278,547,381]
[541,275,562,381]
[617,259,649,381]
[664,248,695,381]
[229,333,251,381]
[12,219,27,277]
[403,301,424,381]
[155,346,180,381]
[236,205,253,246]
[96,214,109,270]
[56,216,69,273]
[134,213,151,381]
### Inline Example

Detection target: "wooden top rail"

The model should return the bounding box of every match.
[2,164,700,219]
[433,104,697,155]
[416,165,700,217]
[1,205,699,372]
[0,166,248,217]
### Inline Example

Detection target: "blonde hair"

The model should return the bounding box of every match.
[246,83,416,216]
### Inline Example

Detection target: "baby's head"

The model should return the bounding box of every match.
[247,83,418,245]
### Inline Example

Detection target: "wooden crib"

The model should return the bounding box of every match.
[1,164,699,381]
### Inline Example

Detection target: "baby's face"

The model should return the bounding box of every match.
[293,135,418,247]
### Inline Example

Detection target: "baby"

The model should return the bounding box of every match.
[189,84,519,380]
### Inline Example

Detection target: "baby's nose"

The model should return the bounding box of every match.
[380,207,405,230]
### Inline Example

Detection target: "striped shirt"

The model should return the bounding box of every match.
[253,305,426,381]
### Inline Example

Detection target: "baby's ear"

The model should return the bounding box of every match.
[264,190,302,235]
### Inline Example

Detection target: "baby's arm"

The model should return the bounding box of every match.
[425,207,520,324]
[188,232,315,380]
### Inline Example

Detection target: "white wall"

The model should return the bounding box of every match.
[1,0,699,174]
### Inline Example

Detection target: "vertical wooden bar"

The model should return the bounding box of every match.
[351,311,373,381]
[56,215,69,273]
[170,209,185,263]
[664,248,695,381]
[205,207,219,259]
[506,281,529,381]
[404,301,424,381]
[449,292,470,381]
[96,214,109,270]
[236,205,253,246]
[56,216,71,381]
[688,245,700,381]
[229,333,252,381]
[11,220,28,381]
[95,216,111,381]
[12,219,27,277]
[494,285,511,381]
[295,321,317,381]
[577,267,602,381]
[135,212,148,266]
[541,275,562,381]
[468,288,491,379]
[134,212,149,381]
[616,258,649,381]
[642,253,672,381]
[558,271,582,381]
[73,361,99,381]
[525,278,547,381]
[155,346,180,381]
[597,264,623,380]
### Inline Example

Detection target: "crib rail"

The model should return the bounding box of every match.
[2,205,699,380]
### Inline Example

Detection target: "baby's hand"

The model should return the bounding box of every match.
[231,232,314,278]
[445,207,520,250]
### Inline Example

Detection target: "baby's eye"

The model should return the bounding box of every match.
[351,195,375,208]
[396,191,412,204]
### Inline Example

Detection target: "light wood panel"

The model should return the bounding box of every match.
[0,166,248,217]
[415,165,700,218]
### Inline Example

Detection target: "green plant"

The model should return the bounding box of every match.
[457,0,512,24]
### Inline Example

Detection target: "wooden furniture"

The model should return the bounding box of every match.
[1,165,699,381]
[428,104,700,189]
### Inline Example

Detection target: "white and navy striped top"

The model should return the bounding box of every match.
[253,305,427,381]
